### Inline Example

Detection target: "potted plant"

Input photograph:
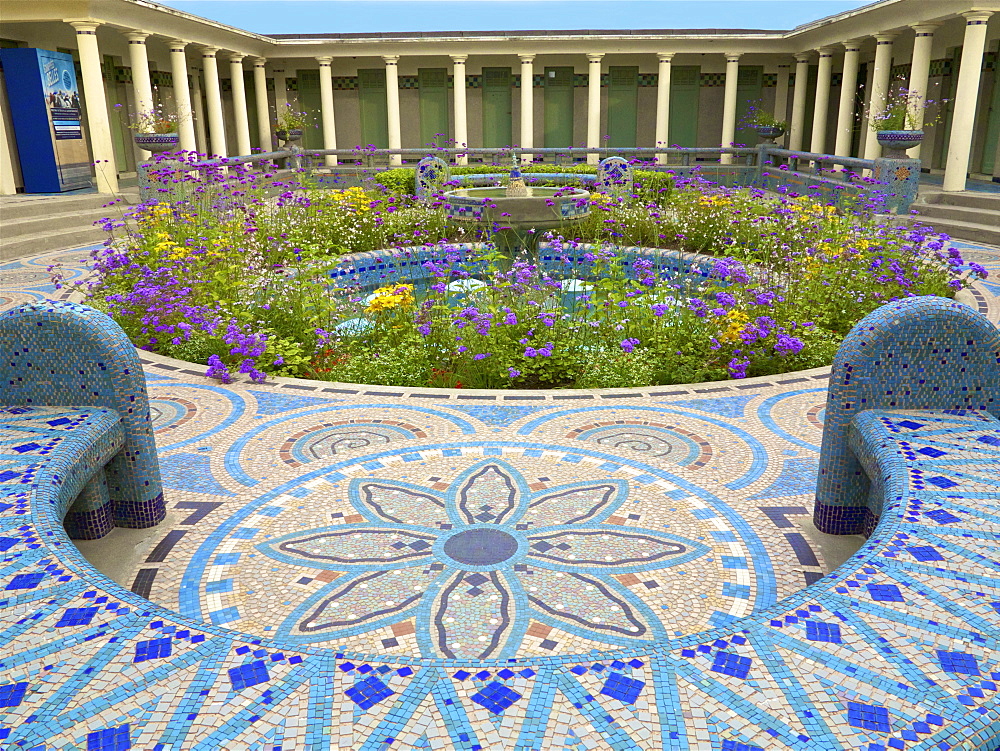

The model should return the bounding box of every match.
[275,104,310,146]
[742,102,787,143]
[122,102,182,154]
[868,80,946,157]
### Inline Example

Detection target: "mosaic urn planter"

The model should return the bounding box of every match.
[755,125,785,144]
[134,132,179,154]
[276,128,304,147]
[876,129,923,157]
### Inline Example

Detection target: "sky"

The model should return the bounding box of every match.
[153,0,876,35]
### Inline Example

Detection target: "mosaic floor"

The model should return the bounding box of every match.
[2,240,1000,749]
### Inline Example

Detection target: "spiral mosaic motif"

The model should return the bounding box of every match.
[280,420,427,466]
[567,420,711,466]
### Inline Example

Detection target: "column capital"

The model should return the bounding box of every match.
[794,52,812,63]
[124,31,149,44]
[228,53,245,64]
[252,57,267,67]
[657,53,675,63]
[167,39,189,51]
[911,22,941,35]
[451,54,468,64]
[68,20,101,34]
[316,55,333,65]
[842,38,864,51]
[961,10,993,23]
[724,53,741,63]
[519,54,535,64]
[200,46,220,57]
[382,55,399,65]
[816,46,837,56]
[874,33,897,44]
[587,53,604,64]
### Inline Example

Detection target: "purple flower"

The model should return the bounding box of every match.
[727,356,750,379]
[774,334,804,357]
[508,367,521,378]
[651,303,670,317]
[715,292,737,308]
[620,338,639,353]
[473,352,491,360]
[969,262,988,279]
[205,354,232,384]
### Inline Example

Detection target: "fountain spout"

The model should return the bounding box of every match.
[505,153,528,197]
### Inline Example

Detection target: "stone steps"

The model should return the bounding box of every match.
[0,191,138,262]
[911,191,1000,246]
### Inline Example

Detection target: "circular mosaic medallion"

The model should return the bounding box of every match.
[184,442,775,659]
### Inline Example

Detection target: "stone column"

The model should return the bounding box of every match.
[252,57,271,151]
[191,68,208,154]
[774,63,791,133]
[317,56,338,166]
[906,23,939,159]
[943,12,994,191]
[200,47,227,157]
[452,55,468,165]
[788,53,811,151]
[862,33,896,160]
[519,54,534,163]
[654,53,674,164]
[834,40,862,157]
[586,53,604,164]
[228,54,252,156]
[720,53,741,165]
[383,55,402,166]
[69,21,118,193]
[272,68,288,112]
[809,47,836,154]
[124,32,154,118]
[168,40,197,152]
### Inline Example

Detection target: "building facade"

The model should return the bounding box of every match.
[0,0,998,194]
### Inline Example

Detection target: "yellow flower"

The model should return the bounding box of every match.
[328,187,372,213]
[717,309,749,343]
[365,284,415,313]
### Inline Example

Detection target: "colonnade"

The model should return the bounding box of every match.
[60,12,996,195]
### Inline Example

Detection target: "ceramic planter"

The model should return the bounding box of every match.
[876,130,923,157]
[134,132,179,154]
[755,125,785,143]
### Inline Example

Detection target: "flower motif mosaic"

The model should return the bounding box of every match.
[189,444,769,659]
[257,458,706,657]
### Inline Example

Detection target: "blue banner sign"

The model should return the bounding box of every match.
[0,48,92,192]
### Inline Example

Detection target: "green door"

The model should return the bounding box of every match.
[980,42,1000,174]
[607,66,638,148]
[482,67,512,148]
[850,62,867,158]
[935,47,963,169]
[102,54,130,172]
[418,68,449,148]
[244,70,259,149]
[734,66,763,147]
[358,68,389,148]
[296,69,323,150]
[669,66,700,147]
[543,66,574,147]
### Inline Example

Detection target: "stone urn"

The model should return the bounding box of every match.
[134,132,179,154]
[876,130,923,157]
[755,125,785,144]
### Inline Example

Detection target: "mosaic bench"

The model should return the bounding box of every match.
[0,301,166,538]
[1,297,1000,748]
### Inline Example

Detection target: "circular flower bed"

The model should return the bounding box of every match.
[62,156,987,390]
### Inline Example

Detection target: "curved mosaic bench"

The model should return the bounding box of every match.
[1,298,999,749]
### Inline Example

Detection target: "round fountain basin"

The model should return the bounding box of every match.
[443,185,591,230]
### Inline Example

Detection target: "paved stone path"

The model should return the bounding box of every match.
[1,241,999,749]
